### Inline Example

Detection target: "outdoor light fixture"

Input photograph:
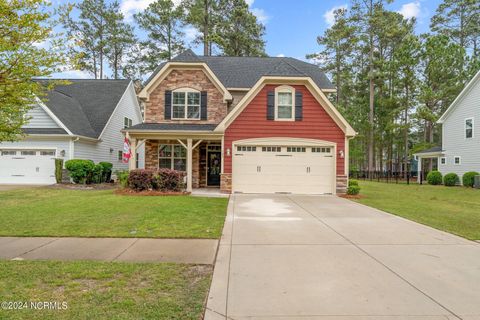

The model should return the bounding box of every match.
[110,148,114,153]
[60,150,66,157]
[226,148,231,156]
[339,150,344,158]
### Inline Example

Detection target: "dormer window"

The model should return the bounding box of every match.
[275,86,295,121]
[172,89,200,120]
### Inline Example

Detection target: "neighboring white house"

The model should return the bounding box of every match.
[415,70,480,183]
[0,79,144,185]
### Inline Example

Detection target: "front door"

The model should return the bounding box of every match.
[207,151,221,186]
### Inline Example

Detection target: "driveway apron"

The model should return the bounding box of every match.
[205,194,480,320]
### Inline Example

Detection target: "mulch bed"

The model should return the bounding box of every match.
[338,194,364,200]
[114,188,190,196]
[48,183,117,190]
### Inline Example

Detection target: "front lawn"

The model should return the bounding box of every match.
[0,188,228,239]
[0,260,211,320]
[355,181,480,240]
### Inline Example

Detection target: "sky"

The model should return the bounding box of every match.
[50,0,444,79]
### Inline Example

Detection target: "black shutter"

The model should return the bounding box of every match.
[295,91,303,121]
[200,91,207,120]
[267,91,275,120]
[164,90,172,120]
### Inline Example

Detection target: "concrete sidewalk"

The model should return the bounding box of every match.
[0,237,218,264]
[205,194,480,320]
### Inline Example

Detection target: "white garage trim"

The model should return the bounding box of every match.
[232,137,337,194]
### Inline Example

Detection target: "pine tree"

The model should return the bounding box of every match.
[183,0,219,56]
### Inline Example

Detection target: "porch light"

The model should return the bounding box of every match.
[226,148,231,156]
[339,150,344,158]
[60,150,66,157]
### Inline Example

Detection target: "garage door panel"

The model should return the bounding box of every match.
[0,150,56,184]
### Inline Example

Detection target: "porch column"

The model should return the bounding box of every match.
[187,138,193,192]
[129,138,137,170]
[417,156,422,183]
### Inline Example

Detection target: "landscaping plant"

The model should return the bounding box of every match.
[65,159,95,184]
[426,170,443,185]
[116,170,129,188]
[54,158,64,183]
[99,162,113,182]
[462,171,479,187]
[127,169,156,191]
[91,164,104,184]
[444,173,459,186]
[347,179,360,195]
[156,169,186,191]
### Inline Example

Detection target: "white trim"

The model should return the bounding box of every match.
[465,117,474,139]
[34,97,73,135]
[274,85,295,121]
[440,157,446,165]
[214,76,356,137]
[438,69,480,123]
[454,156,461,165]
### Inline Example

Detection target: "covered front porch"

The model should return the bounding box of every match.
[414,146,443,183]
[126,127,224,192]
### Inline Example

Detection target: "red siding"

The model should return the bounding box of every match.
[224,84,345,175]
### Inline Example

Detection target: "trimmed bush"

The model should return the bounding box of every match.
[116,170,129,188]
[444,173,459,186]
[426,170,443,185]
[99,162,113,182]
[462,171,479,188]
[91,164,104,184]
[54,158,63,183]
[65,159,95,184]
[347,185,360,195]
[156,169,186,192]
[127,169,156,191]
[348,179,359,187]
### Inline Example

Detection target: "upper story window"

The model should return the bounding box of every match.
[124,117,132,129]
[465,118,473,138]
[275,86,295,121]
[172,89,200,120]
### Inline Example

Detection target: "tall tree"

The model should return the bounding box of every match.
[184,0,219,56]
[214,0,266,56]
[134,0,186,72]
[0,0,63,142]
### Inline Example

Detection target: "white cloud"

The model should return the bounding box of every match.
[184,26,200,43]
[324,4,347,27]
[245,0,254,6]
[33,40,49,49]
[276,53,285,57]
[120,0,155,21]
[398,1,421,19]
[251,8,269,24]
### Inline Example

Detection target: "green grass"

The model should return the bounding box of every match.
[355,181,480,240]
[0,260,211,320]
[0,188,228,239]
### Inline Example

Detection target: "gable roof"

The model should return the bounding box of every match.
[35,79,131,139]
[144,49,335,90]
[438,69,480,123]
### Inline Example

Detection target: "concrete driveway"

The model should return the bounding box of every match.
[205,194,480,320]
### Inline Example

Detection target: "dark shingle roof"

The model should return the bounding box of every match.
[35,79,131,139]
[145,49,334,90]
[415,146,443,154]
[127,123,217,131]
[22,128,68,135]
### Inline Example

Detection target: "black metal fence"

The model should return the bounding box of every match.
[349,170,424,185]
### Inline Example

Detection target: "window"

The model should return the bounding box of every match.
[287,147,306,152]
[440,157,446,165]
[1,150,16,156]
[312,147,331,153]
[159,144,186,171]
[40,151,55,156]
[261,146,281,152]
[124,117,133,129]
[136,153,139,169]
[237,146,257,152]
[172,89,200,120]
[454,156,461,165]
[275,86,295,120]
[118,150,123,161]
[21,150,36,156]
[465,118,473,138]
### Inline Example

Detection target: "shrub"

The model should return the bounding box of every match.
[65,159,95,184]
[347,185,360,195]
[156,169,186,192]
[116,170,129,188]
[426,171,443,185]
[127,169,156,191]
[462,171,479,187]
[348,179,359,187]
[91,164,104,184]
[444,173,459,186]
[99,162,113,182]
[54,158,63,183]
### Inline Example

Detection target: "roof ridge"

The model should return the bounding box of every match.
[282,59,307,76]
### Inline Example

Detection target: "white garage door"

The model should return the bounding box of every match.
[0,149,56,184]
[232,143,335,194]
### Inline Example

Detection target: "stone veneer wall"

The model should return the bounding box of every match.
[336,175,348,194]
[220,173,232,193]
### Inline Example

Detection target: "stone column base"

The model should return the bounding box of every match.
[336,175,348,194]
[220,173,232,193]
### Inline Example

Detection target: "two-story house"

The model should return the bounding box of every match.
[415,69,480,183]
[0,79,144,184]
[124,50,356,194]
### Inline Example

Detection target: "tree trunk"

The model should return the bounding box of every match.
[404,84,409,179]
[367,0,375,176]
[203,0,209,56]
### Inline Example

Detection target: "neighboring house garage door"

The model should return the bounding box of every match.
[232,139,336,194]
[0,149,56,184]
